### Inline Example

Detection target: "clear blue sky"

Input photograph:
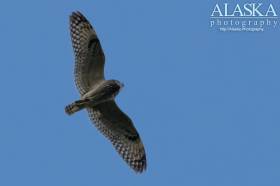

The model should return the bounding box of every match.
[1,0,280,185]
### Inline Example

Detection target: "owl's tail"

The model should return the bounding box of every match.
[65,100,88,115]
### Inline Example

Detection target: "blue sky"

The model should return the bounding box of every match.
[1,0,280,185]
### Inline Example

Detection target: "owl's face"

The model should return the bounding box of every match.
[114,80,124,90]
[106,80,124,98]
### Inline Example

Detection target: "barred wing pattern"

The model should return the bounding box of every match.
[87,101,147,173]
[70,11,105,95]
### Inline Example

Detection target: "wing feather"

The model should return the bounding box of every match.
[69,11,105,95]
[87,101,147,172]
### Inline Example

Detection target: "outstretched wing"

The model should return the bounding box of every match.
[70,11,105,95]
[87,101,147,173]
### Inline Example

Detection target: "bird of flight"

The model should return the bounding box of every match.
[65,11,147,173]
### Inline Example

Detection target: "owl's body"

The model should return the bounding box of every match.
[65,11,147,173]
[65,80,123,115]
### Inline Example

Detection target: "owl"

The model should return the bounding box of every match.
[65,11,147,173]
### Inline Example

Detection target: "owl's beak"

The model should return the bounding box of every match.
[116,80,124,90]
[121,82,124,88]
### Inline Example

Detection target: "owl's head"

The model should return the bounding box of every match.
[108,80,124,98]
[114,80,124,90]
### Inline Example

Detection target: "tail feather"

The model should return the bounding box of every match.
[65,100,87,115]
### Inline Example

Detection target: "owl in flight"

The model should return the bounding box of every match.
[65,11,147,173]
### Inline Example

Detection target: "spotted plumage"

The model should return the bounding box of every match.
[66,11,147,173]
